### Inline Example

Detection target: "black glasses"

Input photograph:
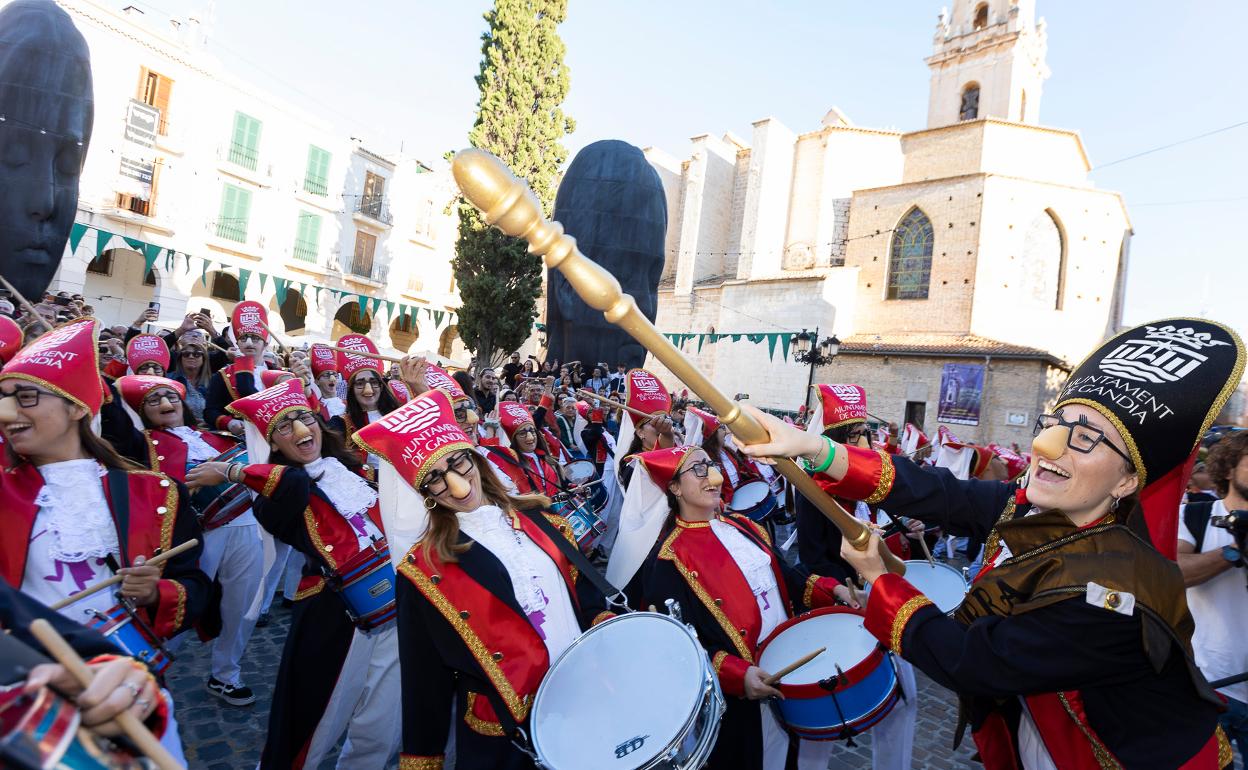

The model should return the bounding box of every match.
[142,391,181,407]
[272,410,317,437]
[238,333,264,344]
[453,402,477,422]
[1033,413,1135,470]
[676,459,716,480]
[421,450,476,496]
[352,377,382,391]
[513,426,537,438]
[180,350,204,359]
[0,386,64,408]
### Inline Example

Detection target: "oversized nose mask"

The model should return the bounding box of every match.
[465,408,479,426]
[707,466,724,488]
[445,469,471,499]
[1032,424,1068,461]
[0,394,17,422]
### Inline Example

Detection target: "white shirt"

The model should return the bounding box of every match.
[20,460,118,622]
[457,505,580,661]
[719,450,741,488]
[1179,499,1248,704]
[364,409,382,468]
[710,518,787,641]
[323,396,347,419]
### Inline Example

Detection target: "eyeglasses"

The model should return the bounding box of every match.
[453,402,477,422]
[845,427,870,443]
[1033,413,1135,470]
[142,391,182,407]
[421,450,476,496]
[0,386,64,408]
[513,426,537,438]
[676,459,716,480]
[272,411,317,437]
[238,334,264,344]
[180,350,204,359]
[352,377,382,391]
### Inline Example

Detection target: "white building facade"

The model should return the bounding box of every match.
[39,0,466,360]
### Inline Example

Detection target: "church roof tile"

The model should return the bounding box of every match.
[838,332,1068,368]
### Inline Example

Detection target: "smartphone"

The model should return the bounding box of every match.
[148,301,161,312]
[200,307,212,319]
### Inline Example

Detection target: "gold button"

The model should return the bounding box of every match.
[740,628,747,636]
[459,610,470,620]
[156,506,168,514]
[690,571,698,579]
[431,574,441,584]
[714,598,723,606]
[159,480,170,488]
[324,544,334,553]
[406,554,416,564]
[492,651,504,661]
[151,439,158,445]
[1105,591,1121,609]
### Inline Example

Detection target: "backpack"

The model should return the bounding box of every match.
[1182,500,1218,552]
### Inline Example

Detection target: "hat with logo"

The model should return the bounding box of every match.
[806,384,867,435]
[309,344,339,377]
[0,318,104,416]
[231,301,269,341]
[125,334,170,374]
[337,333,381,382]
[0,316,22,364]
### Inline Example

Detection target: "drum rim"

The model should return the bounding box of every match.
[757,606,885,692]
[898,559,970,613]
[531,611,712,767]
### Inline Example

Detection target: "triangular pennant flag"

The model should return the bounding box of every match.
[370,296,382,316]
[432,310,445,328]
[731,334,741,342]
[766,333,778,361]
[747,333,765,344]
[258,273,268,293]
[182,252,192,275]
[237,269,251,299]
[697,334,706,353]
[123,237,144,252]
[357,294,368,316]
[299,283,308,301]
[780,333,792,361]
[384,300,395,319]
[273,277,289,307]
[69,223,88,254]
[200,258,211,287]
[163,249,172,272]
[314,286,323,306]
[141,243,162,276]
[95,229,114,257]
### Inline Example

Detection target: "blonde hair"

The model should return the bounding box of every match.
[421,451,549,565]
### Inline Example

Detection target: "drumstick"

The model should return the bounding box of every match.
[50,540,199,610]
[0,274,54,333]
[763,647,826,686]
[574,389,650,420]
[29,619,182,770]
[847,581,863,608]
[328,344,403,365]
[917,531,936,566]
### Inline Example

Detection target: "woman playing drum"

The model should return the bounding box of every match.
[739,318,1243,769]
[187,378,400,769]
[610,445,855,769]
[354,389,617,770]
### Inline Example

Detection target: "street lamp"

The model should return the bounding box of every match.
[793,327,842,410]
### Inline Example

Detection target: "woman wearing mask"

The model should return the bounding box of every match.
[204,302,269,436]
[328,334,403,466]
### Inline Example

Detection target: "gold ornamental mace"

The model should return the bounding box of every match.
[452,148,904,575]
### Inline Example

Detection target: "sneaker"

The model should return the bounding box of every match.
[255,612,270,628]
[207,677,256,707]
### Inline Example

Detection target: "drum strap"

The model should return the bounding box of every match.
[107,468,131,565]
[523,509,629,611]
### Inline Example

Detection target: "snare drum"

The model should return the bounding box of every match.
[551,497,606,552]
[191,444,251,530]
[562,459,597,487]
[0,684,145,768]
[895,560,969,614]
[85,603,172,676]
[330,542,397,630]
[531,612,725,769]
[727,480,778,522]
[757,607,899,741]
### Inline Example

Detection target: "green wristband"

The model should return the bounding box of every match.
[810,435,836,474]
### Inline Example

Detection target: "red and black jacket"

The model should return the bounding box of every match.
[204,357,259,431]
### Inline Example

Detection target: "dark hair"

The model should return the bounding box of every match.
[1207,431,1248,498]
[346,371,401,432]
[267,415,364,472]
[701,428,723,457]
[134,397,197,433]
[422,452,548,565]
[452,370,474,396]
[824,422,871,448]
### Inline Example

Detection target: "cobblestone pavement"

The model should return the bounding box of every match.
[167,598,981,769]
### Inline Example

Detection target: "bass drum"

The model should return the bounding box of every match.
[531,612,725,769]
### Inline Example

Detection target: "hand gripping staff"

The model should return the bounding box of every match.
[451,148,903,576]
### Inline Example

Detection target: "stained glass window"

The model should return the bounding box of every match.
[887,208,934,300]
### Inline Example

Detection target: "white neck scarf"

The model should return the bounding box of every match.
[37,460,119,562]
[169,425,220,463]
[304,457,377,518]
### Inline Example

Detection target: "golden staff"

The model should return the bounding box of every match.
[451,148,903,574]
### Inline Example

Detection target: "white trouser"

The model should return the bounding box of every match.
[761,659,918,770]
[199,524,264,685]
[303,622,402,770]
[283,551,304,600]
[159,687,187,764]
[259,542,292,614]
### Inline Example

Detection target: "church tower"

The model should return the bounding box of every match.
[925,0,1049,128]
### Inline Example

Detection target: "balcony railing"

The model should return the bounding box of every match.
[350,251,374,279]
[293,238,319,263]
[214,218,248,243]
[226,142,259,171]
[354,195,393,226]
[303,174,328,197]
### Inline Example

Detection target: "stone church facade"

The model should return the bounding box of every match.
[641,0,1132,447]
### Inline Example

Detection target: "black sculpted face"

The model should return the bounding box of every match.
[0,1,94,301]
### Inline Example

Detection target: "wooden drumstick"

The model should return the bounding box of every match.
[50,540,199,611]
[847,581,863,608]
[327,345,403,365]
[574,389,650,420]
[916,529,936,566]
[763,647,826,686]
[29,619,183,770]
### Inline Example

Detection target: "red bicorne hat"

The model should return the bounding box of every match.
[0,318,104,416]
[625,369,671,419]
[988,443,1029,481]
[0,316,22,364]
[808,384,867,432]
[309,344,338,376]
[388,379,411,403]
[629,445,700,490]
[231,300,269,342]
[424,363,466,404]
[115,374,186,412]
[226,378,311,440]
[337,333,381,382]
[125,334,170,374]
[354,389,474,491]
[259,369,296,390]
[498,400,536,442]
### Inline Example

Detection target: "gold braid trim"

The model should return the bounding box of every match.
[462,692,505,737]
[803,574,819,609]
[711,650,729,675]
[865,448,896,505]
[398,756,443,770]
[293,577,325,600]
[261,466,284,497]
[1057,692,1122,769]
[658,528,753,662]
[304,506,336,571]
[591,611,614,627]
[143,430,161,471]
[890,596,933,654]
[155,473,178,555]
[1216,726,1233,769]
[539,511,579,583]
[397,559,532,723]
[982,496,1018,566]
[170,581,187,631]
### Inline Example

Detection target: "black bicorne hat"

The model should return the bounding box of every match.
[1054,318,1245,554]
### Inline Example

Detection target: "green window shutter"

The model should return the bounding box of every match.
[216,184,251,242]
[293,211,321,262]
[229,112,261,171]
[304,145,330,196]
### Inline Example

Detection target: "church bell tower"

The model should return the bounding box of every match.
[925,0,1050,128]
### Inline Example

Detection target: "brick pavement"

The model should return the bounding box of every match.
[167,599,983,769]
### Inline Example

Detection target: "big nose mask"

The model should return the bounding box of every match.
[1032,425,1068,461]
[707,467,724,488]
[0,396,17,423]
[465,409,479,426]
[445,470,472,499]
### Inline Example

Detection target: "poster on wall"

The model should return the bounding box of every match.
[937,363,984,426]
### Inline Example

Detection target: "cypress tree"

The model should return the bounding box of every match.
[453,0,574,366]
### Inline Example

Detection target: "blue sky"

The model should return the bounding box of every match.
[147,0,1246,341]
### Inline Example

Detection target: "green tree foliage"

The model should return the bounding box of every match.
[453,0,574,366]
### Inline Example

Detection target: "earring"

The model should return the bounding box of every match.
[424,497,437,511]
[1109,495,1120,512]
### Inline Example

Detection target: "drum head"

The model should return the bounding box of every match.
[900,561,969,613]
[532,613,706,769]
[728,481,769,511]
[758,611,877,686]
[564,460,597,486]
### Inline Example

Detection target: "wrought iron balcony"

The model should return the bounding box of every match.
[354,195,393,226]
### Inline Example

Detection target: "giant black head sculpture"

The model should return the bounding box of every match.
[0,1,94,302]
[546,140,666,370]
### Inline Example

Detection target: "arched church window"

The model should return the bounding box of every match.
[887,208,934,300]
[973,3,989,30]
[1020,210,1065,309]
[960,83,980,121]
